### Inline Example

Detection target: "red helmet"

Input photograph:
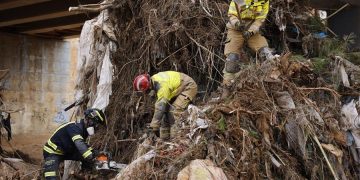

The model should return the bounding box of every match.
[133,74,151,91]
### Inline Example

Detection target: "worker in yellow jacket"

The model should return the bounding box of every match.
[133,71,198,140]
[223,0,274,97]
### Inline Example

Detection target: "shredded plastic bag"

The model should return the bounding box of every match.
[92,43,114,110]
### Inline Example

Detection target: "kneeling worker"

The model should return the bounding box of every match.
[222,0,274,98]
[133,71,198,140]
[43,108,106,179]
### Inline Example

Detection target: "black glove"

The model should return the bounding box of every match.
[242,31,254,40]
[81,160,95,171]
[92,149,100,157]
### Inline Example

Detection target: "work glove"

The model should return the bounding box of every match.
[92,149,100,158]
[234,21,245,31]
[81,160,95,171]
[242,31,254,40]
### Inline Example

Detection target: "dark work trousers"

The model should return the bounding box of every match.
[43,152,62,180]
[43,151,82,179]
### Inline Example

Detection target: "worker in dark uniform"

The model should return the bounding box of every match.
[43,108,106,179]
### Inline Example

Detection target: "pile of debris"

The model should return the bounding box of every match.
[114,53,360,179]
[0,154,39,179]
[70,0,360,179]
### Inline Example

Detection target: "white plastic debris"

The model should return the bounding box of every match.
[341,99,360,130]
[274,91,296,110]
[76,10,116,111]
[177,159,228,180]
[92,43,114,110]
[186,105,209,139]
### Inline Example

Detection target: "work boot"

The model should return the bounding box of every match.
[146,123,160,138]
[160,127,170,140]
[152,128,160,138]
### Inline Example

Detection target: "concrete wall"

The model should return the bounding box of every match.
[0,32,78,134]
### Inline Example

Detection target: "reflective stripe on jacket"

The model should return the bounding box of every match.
[43,120,92,159]
[228,0,269,20]
[151,71,181,102]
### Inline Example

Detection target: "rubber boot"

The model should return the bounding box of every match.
[221,71,235,100]
[152,128,160,138]
[160,127,170,140]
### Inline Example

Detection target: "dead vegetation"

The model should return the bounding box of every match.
[71,0,360,179]
[2,0,359,179]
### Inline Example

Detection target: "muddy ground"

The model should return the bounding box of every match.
[1,133,49,164]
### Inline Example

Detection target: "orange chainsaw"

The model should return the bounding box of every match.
[95,151,126,171]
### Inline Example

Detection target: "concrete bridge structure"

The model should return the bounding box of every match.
[0,0,100,134]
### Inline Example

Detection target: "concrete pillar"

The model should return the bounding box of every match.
[0,32,78,134]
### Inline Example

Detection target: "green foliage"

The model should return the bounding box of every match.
[345,52,360,65]
[311,57,329,74]
[318,33,356,58]
[306,16,325,33]
[290,55,307,62]
[217,115,226,132]
[249,130,260,139]
[318,38,346,58]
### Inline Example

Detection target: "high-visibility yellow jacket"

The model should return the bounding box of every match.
[151,71,183,123]
[151,71,181,102]
[227,0,269,33]
[228,0,269,20]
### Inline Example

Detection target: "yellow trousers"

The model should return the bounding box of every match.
[223,28,268,86]
[171,73,198,121]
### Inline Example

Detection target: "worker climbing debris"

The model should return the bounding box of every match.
[42,108,106,179]
[222,0,274,98]
[133,71,198,140]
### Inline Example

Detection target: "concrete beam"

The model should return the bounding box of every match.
[0,11,78,27]
[63,34,80,39]
[0,0,100,27]
[0,0,50,11]
[10,13,95,34]
[24,23,83,34]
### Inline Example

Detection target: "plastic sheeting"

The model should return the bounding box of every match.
[63,9,116,180]
[75,9,116,110]
[92,42,115,110]
[177,159,228,180]
[186,105,209,140]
